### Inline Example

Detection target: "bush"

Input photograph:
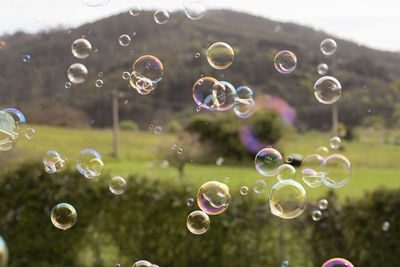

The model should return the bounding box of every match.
[119,120,139,131]
[166,120,182,133]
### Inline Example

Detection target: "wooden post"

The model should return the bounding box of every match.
[332,102,339,136]
[112,88,119,158]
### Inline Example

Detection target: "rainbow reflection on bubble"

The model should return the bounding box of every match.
[274,50,297,74]
[301,154,324,188]
[192,77,222,110]
[130,55,163,93]
[218,81,236,111]
[50,203,77,230]
[255,147,283,176]
[76,149,104,178]
[322,258,354,267]
[197,181,231,215]
[322,154,351,188]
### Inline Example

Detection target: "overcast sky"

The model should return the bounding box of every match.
[0,0,399,51]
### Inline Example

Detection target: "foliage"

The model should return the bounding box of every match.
[119,120,139,131]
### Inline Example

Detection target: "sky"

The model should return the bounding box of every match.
[0,0,399,51]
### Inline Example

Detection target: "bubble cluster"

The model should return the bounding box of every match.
[319,199,328,210]
[274,50,297,74]
[71,38,92,59]
[240,186,249,195]
[320,38,337,56]
[329,136,341,150]
[269,180,306,219]
[154,10,170,24]
[67,63,88,84]
[50,203,77,230]
[253,179,267,194]
[317,63,328,75]
[322,154,351,188]
[322,258,353,267]
[255,147,283,176]
[119,34,131,47]
[43,150,66,174]
[314,76,342,104]
[130,55,163,94]
[312,209,322,221]
[0,235,8,267]
[207,42,234,70]
[82,0,110,7]
[184,0,206,20]
[277,164,296,181]
[301,154,324,188]
[109,176,127,195]
[197,181,231,215]
[187,210,210,235]
[76,149,104,178]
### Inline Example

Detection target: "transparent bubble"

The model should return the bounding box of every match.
[192,77,225,110]
[119,34,131,47]
[82,0,110,7]
[253,179,267,194]
[122,71,131,80]
[130,55,163,93]
[255,148,283,176]
[43,150,66,174]
[240,186,249,195]
[154,10,170,24]
[0,235,8,267]
[98,72,103,77]
[286,156,293,163]
[65,82,72,88]
[76,149,104,178]
[129,5,142,16]
[382,221,390,231]
[186,197,194,206]
[277,164,296,181]
[195,52,201,58]
[197,181,231,215]
[95,79,103,88]
[322,154,351,188]
[233,85,254,118]
[171,144,177,150]
[3,107,26,126]
[322,258,354,267]
[320,38,337,56]
[25,128,36,139]
[148,123,154,130]
[132,260,152,267]
[109,176,127,195]
[50,203,77,230]
[184,0,206,20]
[129,50,134,55]
[224,177,230,183]
[314,76,342,104]
[317,63,328,75]
[187,210,210,235]
[269,180,306,219]
[281,260,289,267]
[317,146,329,157]
[207,42,234,70]
[312,209,322,221]
[115,264,121,267]
[154,126,162,134]
[177,148,183,155]
[216,157,224,166]
[22,54,31,63]
[319,199,328,210]
[218,81,237,111]
[195,106,201,112]
[274,50,297,74]
[67,63,88,84]
[71,38,92,59]
[329,136,341,150]
[301,154,324,188]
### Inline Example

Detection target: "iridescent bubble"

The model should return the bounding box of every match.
[218,81,236,111]
[122,71,131,80]
[187,210,210,235]
[148,124,154,130]
[171,144,177,150]
[319,199,328,210]
[322,258,354,267]
[233,86,255,118]
[382,221,390,231]
[50,203,77,230]
[277,164,296,181]
[0,235,8,267]
[320,38,337,56]
[274,50,297,74]
[195,52,201,58]
[253,179,267,194]
[129,5,142,16]
[65,82,72,88]
[71,38,92,59]
[240,186,249,195]
[317,146,329,157]
[119,34,131,46]
[329,136,341,150]
[314,76,342,104]
[192,77,226,110]
[115,264,121,267]
[109,176,127,195]
[197,181,231,215]
[154,126,162,134]
[82,0,110,7]
[43,150,66,174]
[22,54,31,63]
[317,63,328,75]
[177,148,183,155]
[132,260,152,267]
[269,180,306,219]
[322,154,351,188]
[301,154,324,188]
[255,147,283,176]
[98,72,103,77]
[186,197,194,206]
[2,108,25,142]
[184,0,206,20]
[195,106,201,112]
[25,128,36,139]
[216,157,224,166]
[95,79,103,88]
[224,177,230,183]
[130,55,163,93]
[312,209,322,221]
[286,156,293,163]
[67,63,88,84]
[207,42,234,70]
[154,10,170,24]
[76,149,104,178]
[281,260,289,267]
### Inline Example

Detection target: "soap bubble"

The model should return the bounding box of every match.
[329,136,341,150]
[286,156,293,163]
[269,180,306,219]
[98,72,103,77]
[67,63,88,84]
[301,154,324,188]
[207,42,234,70]
[129,5,142,16]
[277,164,296,181]
[312,209,322,221]
[233,86,255,118]
[382,221,390,231]
[132,260,152,267]
[171,144,177,150]
[109,176,127,195]
[71,38,92,59]
[322,154,351,188]
[154,10,170,24]
[65,82,72,88]
[192,77,225,110]
[317,63,328,75]
[115,264,121,267]
[319,199,328,210]
[316,146,329,157]
[216,157,224,166]
[25,128,36,139]
[119,34,131,46]
[0,111,17,151]
[22,54,31,63]
[50,203,77,230]
[130,55,163,93]
[240,186,249,195]
[255,147,283,176]
[195,106,201,112]
[281,260,289,267]
[320,38,337,56]
[122,71,131,80]
[184,0,206,20]
[187,210,210,235]
[218,81,237,111]
[154,126,162,134]
[224,177,230,183]
[197,181,231,215]
[0,235,8,267]
[314,76,342,104]
[253,179,267,194]
[186,198,194,206]
[82,0,110,7]
[322,258,354,267]
[43,150,66,174]
[3,107,26,127]
[177,148,183,155]
[274,50,297,74]
[95,79,103,88]
[76,149,104,178]
[195,52,201,58]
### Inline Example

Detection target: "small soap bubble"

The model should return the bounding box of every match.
[95,79,103,88]
[148,123,154,130]
[186,197,194,206]
[114,264,121,267]
[286,156,293,163]
[67,63,88,84]
[129,5,142,16]
[281,260,289,267]
[329,136,341,150]
[177,148,183,155]
[320,38,337,56]
[50,203,77,230]
[195,52,201,58]
[253,179,267,194]
[274,50,297,74]
[195,106,201,112]
[129,50,134,55]
[71,38,92,59]
[0,41,5,48]
[171,144,177,150]
[312,210,322,221]
[132,260,152,267]
[25,128,36,139]
[98,72,103,77]
[319,199,328,210]
[382,221,390,231]
[314,76,342,104]
[43,150,66,174]
[317,63,328,75]
[154,126,162,134]
[269,180,306,219]
[122,71,131,80]
[240,186,249,195]
[224,177,230,183]
[154,10,170,24]
[119,34,131,46]
[187,210,210,235]
[207,42,234,70]
[184,0,206,20]
[109,176,127,195]
[317,146,329,157]
[65,82,72,88]
[216,157,224,166]
[255,147,283,176]
[76,149,104,178]
[277,164,296,181]
[22,54,31,63]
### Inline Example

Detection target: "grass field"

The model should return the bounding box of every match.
[8,125,400,201]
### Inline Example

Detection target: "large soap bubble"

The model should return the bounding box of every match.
[0,111,18,151]
[274,50,297,74]
[207,42,234,70]
[71,38,92,59]
[67,63,88,84]
[255,147,283,176]
[269,180,306,219]
[184,0,206,20]
[301,154,324,188]
[314,76,342,104]
[186,210,210,235]
[51,203,77,230]
[192,77,226,110]
[130,55,163,93]
[197,181,231,215]
[320,38,337,56]
[322,154,351,188]
[76,149,104,178]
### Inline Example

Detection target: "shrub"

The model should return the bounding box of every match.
[119,120,139,131]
